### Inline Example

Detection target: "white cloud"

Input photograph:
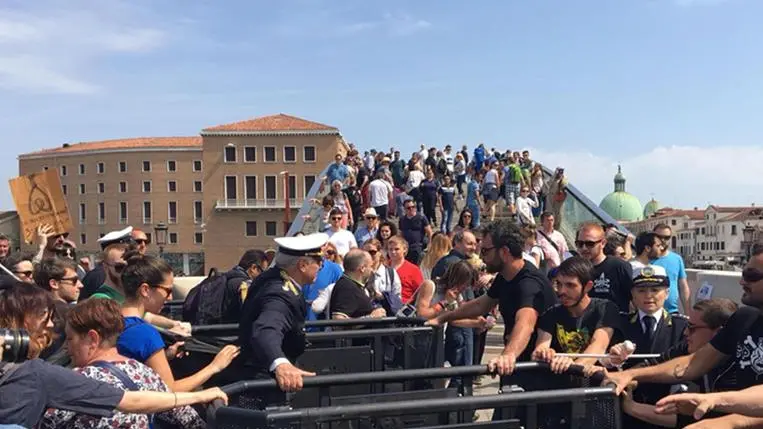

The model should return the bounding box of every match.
[335,13,432,37]
[0,1,169,95]
[529,145,763,209]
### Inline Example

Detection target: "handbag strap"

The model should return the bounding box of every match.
[91,361,155,427]
[537,229,560,254]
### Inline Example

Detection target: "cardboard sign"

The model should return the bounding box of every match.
[9,170,73,244]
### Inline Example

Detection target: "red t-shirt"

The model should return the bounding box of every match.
[396,260,424,303]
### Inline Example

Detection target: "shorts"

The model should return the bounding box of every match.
[483,183,499,202]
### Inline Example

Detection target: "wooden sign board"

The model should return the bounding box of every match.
[9,170,73,244]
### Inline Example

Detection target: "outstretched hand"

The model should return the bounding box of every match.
[655,393,716,420]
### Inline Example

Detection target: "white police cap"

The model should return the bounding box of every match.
[97,226,133,244]
[632,264,669,288]
[274,232,329,257]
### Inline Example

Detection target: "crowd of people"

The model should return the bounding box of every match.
[1,142,762,429]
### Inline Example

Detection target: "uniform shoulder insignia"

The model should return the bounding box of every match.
[627,312,638,323]
[280,270,300,296]
[671,312,689,319]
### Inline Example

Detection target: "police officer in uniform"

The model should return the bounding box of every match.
[620,265,688,429]
[238,233,328,393]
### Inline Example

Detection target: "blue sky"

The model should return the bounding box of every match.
[1,0,762,211]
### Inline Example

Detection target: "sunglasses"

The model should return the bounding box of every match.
[743,268,763,283]
[331,216,343,221]
[575,239,602,248]
[686,323,712,334]
[365,216,377,220]
[13,270,33,277]
[134,239,149,245]
[326,250,337,256]
[53,233,70,240]
[108,262,127,273]
[405,206,415,210]
[656,234,671,241]
[58,275,80,284]
[368,250,379,256]
[463,214,472,218]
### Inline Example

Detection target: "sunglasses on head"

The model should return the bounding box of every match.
[575,239,601,248]
[743,268,763,283]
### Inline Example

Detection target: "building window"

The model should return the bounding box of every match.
[168,201,177,224]
[245,176,257,200]
[304,175,316,197]
[169,232,178,244]
[264,175,276,200]
[284,146,296,163]
[119,202,128,224]
[224,146,237,163]
[671,219,676,226]
[194,181,202,192]
[194,232,203,244]
[225,176,237,200]
[245,221,257,236]
[97,183,105,194]
[168,181,177,192]
[142,161,151,172]
[303,146,316,163]
[79,164,85,175]
[60,165,67,176]
[721,241,725,250]
[264,146,276,163]
[79,184,86,195]
[143,201,152,224]
[167,160,176,172]
[146,232,152,243]
[97,162,105,174]
[287,175,296,199]
[701,227,705,235]
[244,146,256,163]
[62,184,67,195]
[143,181,151,193]
[119,161,127,173]
[265,221,277,236]
[732,225,737,235]
[98,202,106,224]
[193,201,202,223]
[119,182,127,193]
[80,234,86,245]
[193,160,202,172]
[79,203,86,224]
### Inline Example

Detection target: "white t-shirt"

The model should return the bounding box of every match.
[369,179,392,207]
[444,152,455,172]
[327,229,357,257]
[484,169,499,185]
[407,170,426,190]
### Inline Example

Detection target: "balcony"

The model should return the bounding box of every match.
[215,199,303,210]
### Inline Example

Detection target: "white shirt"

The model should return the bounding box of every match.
[516,195,539,225]
[407,170,426,190]
[373,264,402,298]
[327,229,357,257]
[484,169,499,185]
[369,179,393,207]
[638,308,663,334]
[444,151,454,172]
[419,149,429,160]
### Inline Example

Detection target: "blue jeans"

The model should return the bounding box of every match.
[440,206,454,234]
[445,325,474,391]
[467,203,480,228]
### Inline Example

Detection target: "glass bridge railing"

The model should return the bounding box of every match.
[288,162,629,248]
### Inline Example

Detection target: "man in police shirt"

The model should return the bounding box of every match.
[604,244,763,427]
[238,233,328,393]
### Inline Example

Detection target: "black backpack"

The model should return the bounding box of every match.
[182,270,244,325]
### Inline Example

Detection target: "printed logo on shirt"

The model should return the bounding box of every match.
[556,324,591,353]
[737,335,763,375]
[592,273,611,295]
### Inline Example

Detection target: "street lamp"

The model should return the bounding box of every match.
[743,223,756,264]
[154,221,169,257]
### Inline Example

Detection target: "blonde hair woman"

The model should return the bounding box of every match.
[419,232,452,281]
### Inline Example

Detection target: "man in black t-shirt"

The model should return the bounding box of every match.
[604,243,763,427]
[576,222,633,312]
[330,249,386,320]
[398,199,433,265]
[430,219,556,376]
[533,256,621,374]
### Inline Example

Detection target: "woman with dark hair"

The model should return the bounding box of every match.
[118,254,240,392]
[414,261,489,390]
[0,283,55,360]
[452,208,475,236]
[40,298,207,428]
[375,220,398,258]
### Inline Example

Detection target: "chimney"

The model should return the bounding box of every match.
[62,143,70,148]
[693,207,698,211]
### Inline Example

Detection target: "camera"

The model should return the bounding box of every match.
[0,328,30,363]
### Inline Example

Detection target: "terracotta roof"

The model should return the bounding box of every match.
[648,208,705,221]
[202,113,338,133]
[720,208,763,222]
[709,205,752,213]
[20,137,202,157]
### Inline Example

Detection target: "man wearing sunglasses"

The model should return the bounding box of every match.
[80,227,136,301]
[90,243,128,304]
[651,223,691,315]
[35,257,83,365]
[603,244,763,427]
[576,222,633,313]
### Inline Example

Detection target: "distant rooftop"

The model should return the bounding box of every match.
[19,137,202,158]
[202,113,339,135]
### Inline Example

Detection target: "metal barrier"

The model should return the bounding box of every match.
[190,316,426,337]
[207,363,620,429]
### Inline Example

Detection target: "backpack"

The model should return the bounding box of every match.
[182,270,244,325]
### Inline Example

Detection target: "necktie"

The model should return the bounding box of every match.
[643,315,656,343]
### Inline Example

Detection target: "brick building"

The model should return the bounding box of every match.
[17,114,347,273]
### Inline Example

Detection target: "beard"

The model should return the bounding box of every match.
[485,258,503,274]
